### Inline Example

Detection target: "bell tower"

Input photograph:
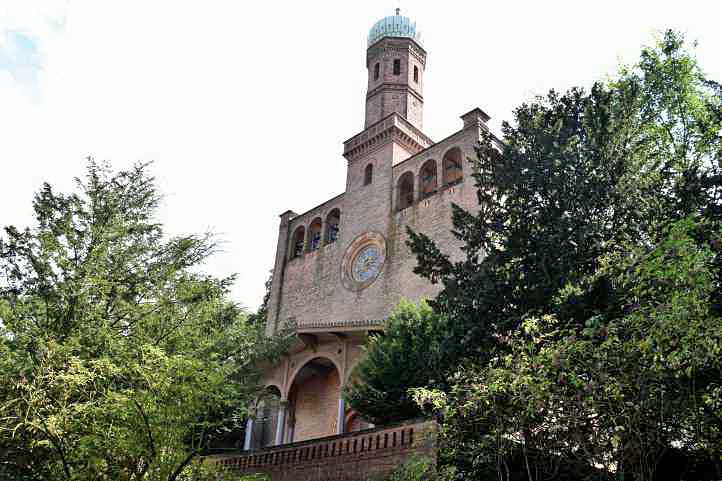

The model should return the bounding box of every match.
[365,9,427,130]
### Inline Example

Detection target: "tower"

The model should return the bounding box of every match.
[365,9,427,130]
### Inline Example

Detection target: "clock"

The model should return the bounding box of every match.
[341,232,387,292]
[352,245,381,282]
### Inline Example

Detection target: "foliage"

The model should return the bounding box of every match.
[351,30,722,480]
[0,161,288,480]
[365,455,445,481]
[408,30,722,363]
[416,218,722,480]
[344,301,462,425]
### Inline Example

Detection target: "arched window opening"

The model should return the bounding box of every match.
[398,172,414,210]
[291,226,305,258]
[419,160,437,199]
[393,59,401,76]
[308,218,322,251]
[325,209,340,244]
[443,148,463,186]
[373,63,380,80]
[364,164,373,186]
[413,65,419,83]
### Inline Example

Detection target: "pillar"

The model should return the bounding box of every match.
[274,402,287,446]
[243,418,254,451]
[336,396,345,435]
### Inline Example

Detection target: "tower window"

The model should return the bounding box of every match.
[413,66,419,83]
[291,226,306,259]
[397,172,414,210]
[374,63,380,80]
[393,59,401,76]
[419,160,437,199]
[325,209,340,244]
[364,164,373,186]
[308,218,322,251]
[443,148,463,186]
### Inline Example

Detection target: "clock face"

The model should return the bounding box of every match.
[351,245,381,283]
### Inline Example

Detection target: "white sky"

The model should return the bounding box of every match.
[1,0,721,311]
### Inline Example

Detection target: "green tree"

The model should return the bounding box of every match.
[416,218,722,480]
[0,161,287,480]
[345,301,461,424]
[349,30,722,479]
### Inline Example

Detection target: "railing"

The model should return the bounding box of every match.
[211,419,437,479]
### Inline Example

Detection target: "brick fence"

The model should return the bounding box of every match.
[210,419,437,481]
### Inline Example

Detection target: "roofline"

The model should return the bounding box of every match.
[366,35,426,54]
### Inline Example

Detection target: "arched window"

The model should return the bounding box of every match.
[308,218,322,251]
[373,63,380,80]
[291,226,305,258]
[393,59,401,76]
[413,65,419,83]
[419,160,437,199]
[398,172,414,210]
[364,164,373,186]
[325,209,340,244]
[443,148,463,186]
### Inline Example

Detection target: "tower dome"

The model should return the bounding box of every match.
[367,9,421,47]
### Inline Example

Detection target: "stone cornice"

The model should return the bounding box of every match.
[366,83,423,102]
[297,319,385,331]
[367,37,427,67]
[343,113,434,162]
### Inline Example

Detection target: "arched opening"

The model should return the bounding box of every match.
[393,59,401,75]
[251,386,281,449]
[398,172,414,210]
[413,65,419,83]
[291,226,305,259]
[443,147,463,186]
[364,163,373,186]
[287,357,341,443]
[308,218,322,251]
[419,159,437,199]
[373,62,380,80]
[325,209,340,244]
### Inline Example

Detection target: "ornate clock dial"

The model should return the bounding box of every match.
[351,245,381,282]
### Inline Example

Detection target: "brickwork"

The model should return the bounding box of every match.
[292,367,341,442]
[256,12,494,476]
[214,420,437,481]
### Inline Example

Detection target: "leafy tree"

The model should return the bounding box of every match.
[345,301,461,424]
[415,218,722,480]
[349,30,722,479]
[0,161,287,480]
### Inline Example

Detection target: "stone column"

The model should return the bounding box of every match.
[243,418,254,451]
[336,396,345,435]
[274,402,287,446]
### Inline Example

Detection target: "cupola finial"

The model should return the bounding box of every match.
[396,7,400,15]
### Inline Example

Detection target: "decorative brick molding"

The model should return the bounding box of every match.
[210,420,437,481]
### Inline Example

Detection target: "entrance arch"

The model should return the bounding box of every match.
[287,357,341,443]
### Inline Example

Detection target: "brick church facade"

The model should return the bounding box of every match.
[221,10,493,479]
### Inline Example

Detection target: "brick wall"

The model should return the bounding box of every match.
[292,367,341,442]
[212,420,437,481]
[272,123,481,331]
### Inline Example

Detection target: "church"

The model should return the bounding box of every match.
[220,9,493,479]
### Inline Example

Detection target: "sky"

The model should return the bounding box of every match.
[1,0,721,312]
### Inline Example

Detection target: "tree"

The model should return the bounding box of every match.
[415,218,722,480]
[345,301,461,425]
[0,160,287,480]
[350,30,722,479]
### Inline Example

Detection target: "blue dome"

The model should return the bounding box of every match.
[367,10,421,47]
